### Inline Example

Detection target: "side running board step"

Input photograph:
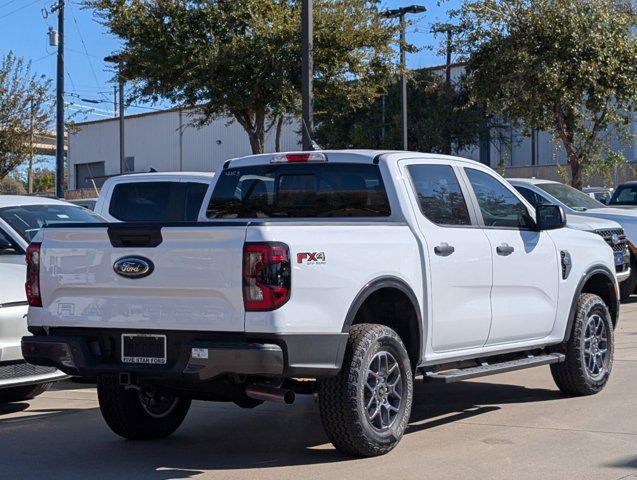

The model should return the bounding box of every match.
[423,353,565,384]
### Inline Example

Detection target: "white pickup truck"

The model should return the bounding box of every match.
[22,151,618,457]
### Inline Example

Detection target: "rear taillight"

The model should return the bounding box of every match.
[25,242,42,307]
[243,242,291,311]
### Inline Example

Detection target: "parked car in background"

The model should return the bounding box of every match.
[94,172,215,222]
[583,186,613,205]
[23,151,618,456]
[509,179,637,299]
[608,181,637,209]
[68,198,98,211]
[0,196,102,402]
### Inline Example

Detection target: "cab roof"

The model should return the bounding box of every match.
[226,150,485,168]
[0,195,75,209]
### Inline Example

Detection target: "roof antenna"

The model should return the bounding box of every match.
[301,117,321,151]
[148,167,157,172]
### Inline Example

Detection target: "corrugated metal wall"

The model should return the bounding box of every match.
[68,109,301,189]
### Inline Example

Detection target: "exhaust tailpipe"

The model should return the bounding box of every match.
[246,385,295,405]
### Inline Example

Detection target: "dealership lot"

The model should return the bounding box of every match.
[2,306,636,480]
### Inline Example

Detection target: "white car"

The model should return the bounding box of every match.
[0,196,102,402]
[24,151,617,456]
[509,178,637,299]
[94,172,215,222]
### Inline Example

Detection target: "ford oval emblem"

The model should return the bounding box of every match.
[611,233,620,245]
[113,256,154,279]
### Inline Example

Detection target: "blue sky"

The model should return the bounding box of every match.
[0,0,462,124]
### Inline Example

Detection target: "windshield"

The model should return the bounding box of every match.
[207,163,391,218]
[0,204,103,242]
[609,185,637,206]
[536,183,605,211]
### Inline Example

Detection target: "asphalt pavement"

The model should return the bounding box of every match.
[2,304,636,480]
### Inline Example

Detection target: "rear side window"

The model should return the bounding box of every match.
[407,165,471,226]
[109,182,174,222]
[206,163,390,218]
[184,182,209,221]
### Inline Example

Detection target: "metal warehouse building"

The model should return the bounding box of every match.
[68,108,301,191]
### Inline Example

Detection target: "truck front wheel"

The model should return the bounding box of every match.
[318,323,413,457]
[551,293,614,396]
[97,376,191,440]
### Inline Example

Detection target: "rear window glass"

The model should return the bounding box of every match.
[109,182,174,222]
[207,163,390,218]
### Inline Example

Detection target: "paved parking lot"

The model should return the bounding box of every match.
[2,306,636,480]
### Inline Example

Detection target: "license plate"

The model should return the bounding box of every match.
[121,334,167,365]
[614,251,624,266]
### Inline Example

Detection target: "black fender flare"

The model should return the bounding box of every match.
[341,276,424,358]
[564,265,618,341]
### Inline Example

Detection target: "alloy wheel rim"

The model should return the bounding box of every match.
[138,389,179,418]
[583,314,609,381]
[364,351,403,431]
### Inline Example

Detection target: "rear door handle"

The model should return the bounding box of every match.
[434,243,455,257]
[496,243,515,256]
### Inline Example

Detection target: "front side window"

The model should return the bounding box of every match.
[207,163,390,218]
[609,185,637,206]
[514,186,547,208]
[536,182,605,211]
[0,204,102,243]
[407,164,471,226]
[465,169,533,228]
[0,228,21,255]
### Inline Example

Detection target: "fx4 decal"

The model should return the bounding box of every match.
[297,252,326,265]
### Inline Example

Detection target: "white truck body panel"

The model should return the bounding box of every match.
[27,151,617,367]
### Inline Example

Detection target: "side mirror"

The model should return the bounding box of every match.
[0,236,19,255]
[536,204,566,230]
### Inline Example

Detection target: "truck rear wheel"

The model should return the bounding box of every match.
[551,293,614,396]
[318,324,413,457]
[97,376,191,440]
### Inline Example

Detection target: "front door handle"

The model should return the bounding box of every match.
[496,243,515,256]
[434,243,455,257]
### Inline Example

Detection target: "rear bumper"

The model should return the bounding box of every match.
[22,328,348,382]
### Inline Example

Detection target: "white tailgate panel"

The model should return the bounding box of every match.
[30,226,247,332]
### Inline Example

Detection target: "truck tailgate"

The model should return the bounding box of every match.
[30,224,247,332]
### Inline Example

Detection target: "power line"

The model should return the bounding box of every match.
[0,0,42,21]
[70,7,102,90]
[0,0,23,10]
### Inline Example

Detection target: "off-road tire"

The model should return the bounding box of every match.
[318,323,413,457]
[551,293,614,396]
[97,376,191,440]
[0,382,52,402]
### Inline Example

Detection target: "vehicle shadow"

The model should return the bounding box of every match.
[0,379,566,479]
[0,401,29,415]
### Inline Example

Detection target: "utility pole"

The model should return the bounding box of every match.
[113,85,117,115]
[105,55,125,174]
[432,23,460,155]
[28,98,34,194]
[52,1,65,198]
[382,5,426,151]
[301,0,314,150]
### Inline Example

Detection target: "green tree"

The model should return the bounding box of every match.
[86,0,398,154]
[0,52,52,180]
[0,174,26,194]
[315,69,488,153]
[455,0,637,188]
[31,167,56,193]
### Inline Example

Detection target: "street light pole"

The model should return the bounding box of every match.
[301,0,314,151]
[382,5,426,151]
[105,55,125,175]
[399,13,407,150]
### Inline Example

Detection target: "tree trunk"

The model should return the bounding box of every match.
[569,156,583,190]
[275,116,284,152]
[235,110,266,154]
